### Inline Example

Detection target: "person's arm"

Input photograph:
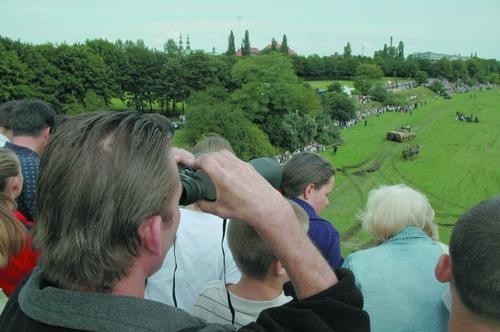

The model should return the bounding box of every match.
[194,150,337,299]
[325,222,344,267]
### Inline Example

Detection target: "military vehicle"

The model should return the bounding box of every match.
[386,126,416,142]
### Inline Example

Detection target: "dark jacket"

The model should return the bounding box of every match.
[292,197,344,268]
[0,267,369,331]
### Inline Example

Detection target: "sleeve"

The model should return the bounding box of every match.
[323,221,344,268]
[239,269,370,332]
[18,157,39,221]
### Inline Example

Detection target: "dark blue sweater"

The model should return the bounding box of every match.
[292,197,344,268]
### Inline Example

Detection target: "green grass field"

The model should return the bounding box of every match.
[170,84,498,255]
[307,80,355,89]
[307,77,403,90]
[318,87,500,254]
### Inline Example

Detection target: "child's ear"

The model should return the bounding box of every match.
[435,254,452,283]
[6,176,22,199]
[274,260,287,276]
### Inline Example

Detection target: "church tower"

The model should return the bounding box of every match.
[179,34,184,54]
[186,34,191,54]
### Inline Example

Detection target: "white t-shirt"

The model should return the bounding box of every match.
[145,208,241,311]
[0,133,10,148]
[192,280,292,328]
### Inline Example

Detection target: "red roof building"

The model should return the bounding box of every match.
[235,47,261,56]
[260,43,297,55]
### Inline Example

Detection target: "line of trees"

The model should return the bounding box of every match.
[293,44,499,84]
[0,36,237,114]
[1,34,498,157]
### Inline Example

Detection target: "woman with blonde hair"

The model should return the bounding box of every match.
[343,184,449,332]
[0,148,39,302]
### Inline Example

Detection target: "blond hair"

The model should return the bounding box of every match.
[360,184,438,242]
[191,134,235,156]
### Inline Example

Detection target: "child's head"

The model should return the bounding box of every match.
[191,134,235,156]
[228,199,309,280]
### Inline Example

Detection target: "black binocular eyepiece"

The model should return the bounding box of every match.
[179,157,282,206]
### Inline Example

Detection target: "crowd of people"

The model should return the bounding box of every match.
[385,80,417,90]
[0,99,498,332]
[337,102,421,129]
[425,78,496,96]
[274,141,326,165]
[348,78,495,131]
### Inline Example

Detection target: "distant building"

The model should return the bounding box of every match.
[235,44,298,56]
[410,51,470,61]
[235,47,261,56]
[185,35,191,54]
[178,34,184,54]
[260,43,297,55]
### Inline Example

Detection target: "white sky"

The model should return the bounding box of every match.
[1,0,499,59]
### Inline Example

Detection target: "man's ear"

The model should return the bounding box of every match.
[138,215,163,256]
[303,183,315,200]
[435,254,452,283]
[42,127,51,140]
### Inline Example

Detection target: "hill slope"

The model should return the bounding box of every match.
[319,87,500,253]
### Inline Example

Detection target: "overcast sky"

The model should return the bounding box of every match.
[1,0,498,59]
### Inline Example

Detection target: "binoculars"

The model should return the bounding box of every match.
[179,157,282,206]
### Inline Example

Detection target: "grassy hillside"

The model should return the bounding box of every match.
[307,80,355,89]
[318,87,500,254]
[307,77,403,90]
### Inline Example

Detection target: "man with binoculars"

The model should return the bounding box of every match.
[0,111,368,331]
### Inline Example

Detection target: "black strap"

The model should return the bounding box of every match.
[172,238,178,307]
[222,218,236,325]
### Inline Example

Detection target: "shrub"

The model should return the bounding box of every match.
[184,101,275,160]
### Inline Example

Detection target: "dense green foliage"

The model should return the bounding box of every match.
[0,33,498,157]
[185,54,336,154]
[226,30,236,56]
[1,34,497,114]
[322,92,356,123]
[184,101,275,160]
[241,30,251,56]
[280,35,289,54]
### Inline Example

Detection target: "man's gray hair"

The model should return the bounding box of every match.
[34,111,177,292]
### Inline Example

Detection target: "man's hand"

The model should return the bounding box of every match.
[171,147,195,167]
[193,150,283,223]
[192,150,338,299]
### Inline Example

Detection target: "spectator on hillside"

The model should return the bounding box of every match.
[5,100,55,220]
[0,148,39,308]
[145,133,241,311]
[281,152,343,268]
[0,111,369,331]
[435,196,500,332]
[343,184,449,332]
[192,200,309,328]
[0,101,18,147]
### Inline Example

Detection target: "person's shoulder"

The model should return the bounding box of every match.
[4,142,37,158]
[311,218,339,234]
[198,280,227,297]
[343,247,379,267]
[177,208,225,241]
[180,208,223,225]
